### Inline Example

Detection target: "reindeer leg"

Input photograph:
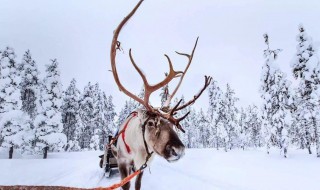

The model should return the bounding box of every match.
[119,163,130,190]
[135,171,144,190]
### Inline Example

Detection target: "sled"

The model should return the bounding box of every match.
[99,136,118,177]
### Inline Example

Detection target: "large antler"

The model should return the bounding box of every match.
[110,0,182,111]
[110,0,212,133]
[163,37,199,107]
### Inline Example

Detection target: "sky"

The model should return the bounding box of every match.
[1,0,320,112]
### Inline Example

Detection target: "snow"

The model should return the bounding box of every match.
[0,148,319,190]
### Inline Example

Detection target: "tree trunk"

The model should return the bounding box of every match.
[307,142,312,154]
[266,141,270,154]
[283,147,287,158]
[43,146,49,159]
[9,147,13,159]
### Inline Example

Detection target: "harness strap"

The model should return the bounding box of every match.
[141,117,154,160]
[121,112,138,154]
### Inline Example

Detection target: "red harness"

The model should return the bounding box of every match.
[122,112,138,154]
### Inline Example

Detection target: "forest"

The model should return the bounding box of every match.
[0,24,319,159]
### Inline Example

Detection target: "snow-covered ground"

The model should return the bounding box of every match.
[0,148,319,190]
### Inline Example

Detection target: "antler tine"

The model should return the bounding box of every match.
[166,98,183,116]
[111,0,189,113]
[168,111,190,133]
[175,75,212,111]
[129,49,184,108]
[147,55,183,92]
[110,0,147,108]
[157,76,211,133]
[129,49,149,86]
[164,37,199,107]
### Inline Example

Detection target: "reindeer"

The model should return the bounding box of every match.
[108,0,212,189]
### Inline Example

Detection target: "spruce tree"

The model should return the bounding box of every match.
[79,82,95,149]
[117,99,136,127]
[246,105,262,148]
[238,107,248,150]
[291,25,320,157]
[260,34,291,157]
[34,59,66,158]
[0,47,21,113]
[0,47,30,158]
[20,50,40,119]
[160,73,170,107]
[197,109,210,148]
[61,79,83,151]
[222,84,239,150]
[207,80,223,149]
[102,94,117,141]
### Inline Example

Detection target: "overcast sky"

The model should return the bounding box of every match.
[1,0,320,112]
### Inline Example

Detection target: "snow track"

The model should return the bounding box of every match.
[0,149,319,190]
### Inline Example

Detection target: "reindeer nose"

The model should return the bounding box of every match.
[166,145,185,162]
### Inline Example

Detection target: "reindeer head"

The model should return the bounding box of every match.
[110,0,212,162]
[136,109,184,162]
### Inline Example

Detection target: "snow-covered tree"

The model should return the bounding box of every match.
[61,79,83,151]
[34,59,66,158]
[238,107,248,150]
[90,129,100,151]
[102,94,117,143]
[79,82,95,149]
[92,83,109,150]
[160,73,170,107]
[117,99,137,127]
[246,105,262,148]
[260,34,292,157]
[291,25,320,157]
[222,84,239,150]
[0,47,30,158]
[20,50,40,119]
[197,109,210,148]
[0,110,31,158]
[0,47,21,113]
[207,80,223,149]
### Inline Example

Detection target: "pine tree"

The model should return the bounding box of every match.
[79,82,95,149]
[260,34,292,157]
[291,25,320,157]
[117,99,136,127]
[61,79,83,151]
[0,110,31,158]
[90,129,100,150]
[246,105,262,148]
[222,84,239,150]
[188,107,199,148]
[20,50,40,119]
[102,94,117,143]
[34,59,66,158]
[0,47,31,158]
[160,73,170,107]
[207,80,223,149]
[0,47,21,113]
[92,83,109,150]
[238,107,248,150]
[197,109,210,148]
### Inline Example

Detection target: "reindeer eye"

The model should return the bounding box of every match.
[148,121,154,126]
